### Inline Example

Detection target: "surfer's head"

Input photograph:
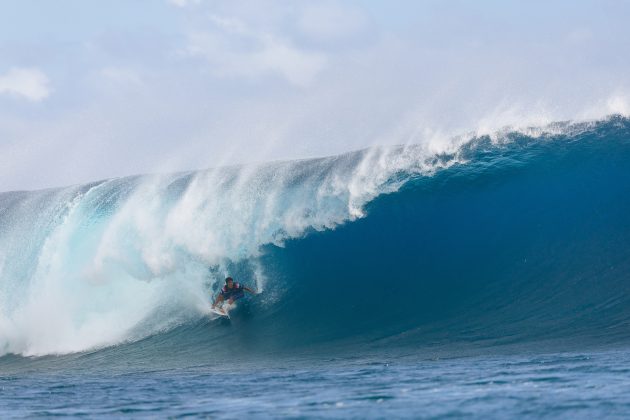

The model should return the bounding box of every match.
[225,277,234,288]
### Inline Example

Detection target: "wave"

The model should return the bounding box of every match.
[1,115,630,361]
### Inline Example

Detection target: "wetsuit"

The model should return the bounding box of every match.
[221,282,245,301]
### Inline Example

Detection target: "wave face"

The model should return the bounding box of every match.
[1,116,630,360]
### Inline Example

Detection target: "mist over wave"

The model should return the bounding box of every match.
[1,115,630,360]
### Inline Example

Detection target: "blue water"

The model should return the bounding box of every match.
[3,350,630,418]
[1,116,630,418]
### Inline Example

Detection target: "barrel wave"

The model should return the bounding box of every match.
[1,116,630,365]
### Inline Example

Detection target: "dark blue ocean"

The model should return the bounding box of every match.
[2,116,630,418]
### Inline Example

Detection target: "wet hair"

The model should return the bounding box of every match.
[225,277,233,284]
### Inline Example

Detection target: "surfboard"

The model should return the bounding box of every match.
[209,307,230,319]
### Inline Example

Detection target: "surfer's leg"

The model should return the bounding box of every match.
[213,295,224,308]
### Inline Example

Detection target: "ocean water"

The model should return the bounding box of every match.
[3,349,630,418]
[1,116,630,418]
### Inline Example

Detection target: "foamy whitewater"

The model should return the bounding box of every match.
[0,140,456,356]
[2,116,630,418]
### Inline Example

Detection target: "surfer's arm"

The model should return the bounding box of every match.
[243,286,257,295]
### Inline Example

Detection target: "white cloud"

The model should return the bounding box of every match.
[184,15,327,87]
[0,67,52,102]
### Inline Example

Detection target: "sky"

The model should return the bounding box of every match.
[0,0,629,192]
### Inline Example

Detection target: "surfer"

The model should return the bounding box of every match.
[212,277,257,309]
